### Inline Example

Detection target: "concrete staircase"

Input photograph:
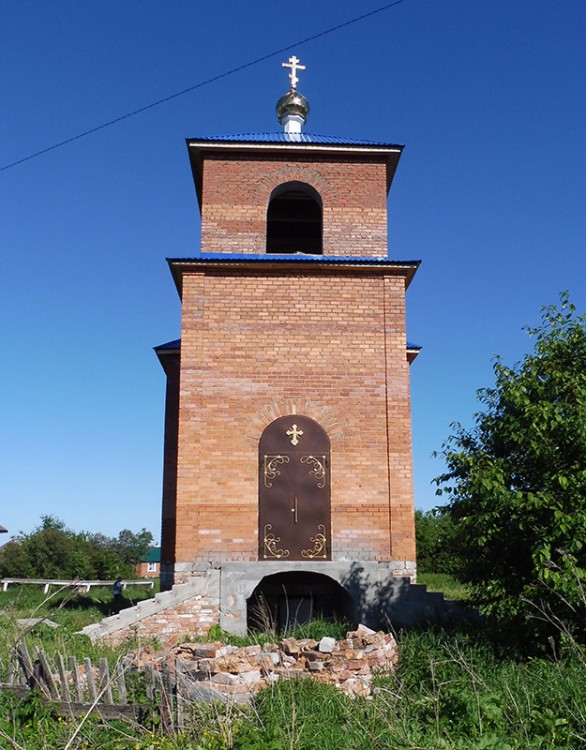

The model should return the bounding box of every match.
[79,574,474,644]
[80,578,209,643]
[389,581,473,626]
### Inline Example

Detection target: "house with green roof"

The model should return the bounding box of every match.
[135,547,160,578]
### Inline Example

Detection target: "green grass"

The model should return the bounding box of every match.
[202,616,351,649]
[417,572,471,601]
[2,581,586,749]
[0,582,159,670]
[3,629,586,749]
[177,629,586,750]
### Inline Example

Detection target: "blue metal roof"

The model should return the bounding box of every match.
[170,253,420,266]
[154,337,420,352]
[189,132,402,148]
[154,339,180,352]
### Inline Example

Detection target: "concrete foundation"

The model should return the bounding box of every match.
[217,561,424,635]
[82,562,468,644]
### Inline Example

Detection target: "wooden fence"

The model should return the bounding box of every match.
[0,644,183,732]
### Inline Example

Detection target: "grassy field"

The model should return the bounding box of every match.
[0,583,158,667]
[1,582,585,749]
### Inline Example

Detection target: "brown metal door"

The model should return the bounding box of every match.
[259,415,331,561]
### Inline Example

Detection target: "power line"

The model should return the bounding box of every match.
[1,0,408,173]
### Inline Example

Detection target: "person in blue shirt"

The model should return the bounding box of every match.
[112,577,123,612]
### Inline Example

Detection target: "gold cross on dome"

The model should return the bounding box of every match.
[286,423,304,446]
[282,55,306,90]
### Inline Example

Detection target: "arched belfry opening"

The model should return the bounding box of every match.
[266,181,323,254]
[247,572,354,632]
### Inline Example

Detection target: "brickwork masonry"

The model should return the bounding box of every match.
[200,154,390,258]
[160,139,419,592]
[173,271,416,567]
[80,574,219,646]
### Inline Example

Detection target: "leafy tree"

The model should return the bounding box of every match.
[80,532,124,579]
[435,294,586,646]
[415,508,460,574]
[0,516,154,580]
[115,528,154,567]
[0,540,33,578]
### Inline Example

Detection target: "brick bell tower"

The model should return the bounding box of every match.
[155,58,421,634]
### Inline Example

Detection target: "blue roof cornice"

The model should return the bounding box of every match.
[154,339,180,353]
[166,254,420,296]
[194,253,419,264]
[154,337,421,360]
[188,132,404,148]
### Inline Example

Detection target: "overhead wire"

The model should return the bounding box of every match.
[1,0,408,173]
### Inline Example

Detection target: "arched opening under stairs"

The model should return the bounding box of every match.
[247,571,354,632]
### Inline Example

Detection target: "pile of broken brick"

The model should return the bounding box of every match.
[140,624,398,703]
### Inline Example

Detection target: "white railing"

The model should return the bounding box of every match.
[0,578,155,593]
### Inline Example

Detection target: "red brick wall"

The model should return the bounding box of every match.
[105,590,218,646]
[200,154,389,258]
[158,352,180,588]
[163,144,417,580]
[174,269,415,566]
[135,562,160,579]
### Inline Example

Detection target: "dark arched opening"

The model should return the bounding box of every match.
[266,182,323,255]
[247,572,355,633]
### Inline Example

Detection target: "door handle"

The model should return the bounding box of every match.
[291,497,298,524]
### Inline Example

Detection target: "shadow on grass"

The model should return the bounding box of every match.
[47,594,146,617]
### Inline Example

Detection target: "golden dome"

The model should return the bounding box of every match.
[276,88,310,125]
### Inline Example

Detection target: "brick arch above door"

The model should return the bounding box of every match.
[247,400,345,445]
[251,165,338,209]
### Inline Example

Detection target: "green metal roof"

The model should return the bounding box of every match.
[141,547,161,563]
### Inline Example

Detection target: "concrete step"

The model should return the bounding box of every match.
[79,576,213,642]
[388,581,476,626]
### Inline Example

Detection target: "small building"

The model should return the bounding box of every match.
[135,547,161,578]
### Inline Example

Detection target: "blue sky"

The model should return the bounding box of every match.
[2,0,585,540]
